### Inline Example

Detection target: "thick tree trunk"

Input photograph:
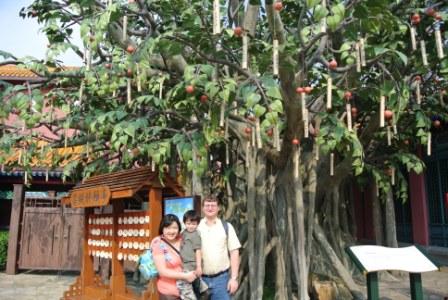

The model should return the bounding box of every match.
[243,4,259,37]
[304,151,317,274]
[293,165,309,300]
[314,222,365,299]
[227,129,367,300]
[191,147,204,196]
[246,147,268,299]
[254,154,267,299]
[274,239,288,300]
[246,146,258,300]
[384,189,398,248]
[371,183,384,245]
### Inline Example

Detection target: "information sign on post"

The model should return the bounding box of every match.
[346,245,439,300]
[70,186,111,208]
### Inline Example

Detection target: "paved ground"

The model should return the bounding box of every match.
[0,270,77,300]
[377,267,448,300]
[0,269,447,299]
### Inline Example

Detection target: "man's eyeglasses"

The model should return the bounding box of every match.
[204,204,218,208]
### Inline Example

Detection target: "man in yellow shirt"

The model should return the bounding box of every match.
[198,196,241,300]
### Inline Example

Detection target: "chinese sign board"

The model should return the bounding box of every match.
[70,186,111,208]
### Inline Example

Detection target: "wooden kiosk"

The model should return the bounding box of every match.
[61,167,184,300]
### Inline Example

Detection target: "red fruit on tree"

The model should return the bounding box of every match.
[126,45,135,54]
[296,87,304,94]
[185,85,195,94]
[329,59,338,70]
[245,127,252,135]
[433,120,441,128]
[404,139,410,145]
[292,138,300,145]
[200,95,208,103]
[266,128,274,137]
[273,2,283,11]
[344,91,352,101]
[384,110,394,120]
[105,63,112,69]
[31,10,38,17]
[304,86,313,94]
[414,75,422,82]
[234,27,243,37]
[435,13,442,21]
[351,107,358,117]
[126,68,133,77]
[411,13,421,24]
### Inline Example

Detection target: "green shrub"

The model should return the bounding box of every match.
[0,231,8,270]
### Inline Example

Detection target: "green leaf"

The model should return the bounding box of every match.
[306,0,320,8]
[205,82,219,98]
[218,88,230,102]
[373,47,388,56]
[327,15,342,31]
[200,65,214,77]
[270,100,283,113]
[245,93,261,108]
[124,124,136,138]
[339,42,352,60]
[313,5,329,22]
[331,3,345,18]
[413,163,423,174]
[253,104,267,117]
[266,86,282,99]
[332,126,345,142]
[393,50,408,65]
[265,112,278,124]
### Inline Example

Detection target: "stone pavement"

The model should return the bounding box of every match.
[0,270,77,300]
[376,267,448,300]
[0,269,447,300]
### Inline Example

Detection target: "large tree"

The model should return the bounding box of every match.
[1,0,447,299]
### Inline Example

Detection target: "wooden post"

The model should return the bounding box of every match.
[147,188,162,300]
[148,188,162,240]
[410,273,423,300]
[366,272,379,300]
[6,184,25,274]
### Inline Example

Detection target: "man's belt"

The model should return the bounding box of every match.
[202,268,229,278]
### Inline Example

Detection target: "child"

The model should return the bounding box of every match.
[177,210,206,300]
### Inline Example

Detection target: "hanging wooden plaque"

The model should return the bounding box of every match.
[70,186,111,208]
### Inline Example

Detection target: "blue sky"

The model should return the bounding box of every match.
[0,0,81,65]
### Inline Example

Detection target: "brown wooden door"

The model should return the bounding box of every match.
[60,208,84,270]
[19,204,84,270]
[19,207,63,269]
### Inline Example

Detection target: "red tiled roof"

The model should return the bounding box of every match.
[4,140,85,168]
[0,64,79,80]
[0,65,40,79]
